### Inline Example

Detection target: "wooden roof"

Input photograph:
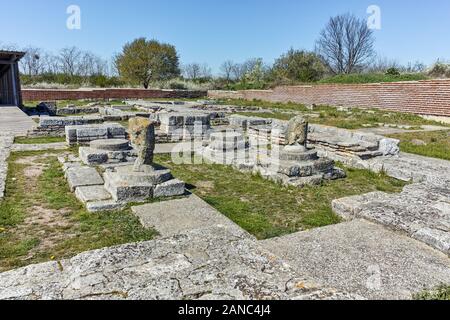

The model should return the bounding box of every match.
[0,51,26,63]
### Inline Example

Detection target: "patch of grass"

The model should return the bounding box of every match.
[414,285,450,300]
[388,130,450,160]
[318,73,428,84]
[156,155,406,240]
[14,136,66,145]
[219,99,447,130]
[0,150,156,272]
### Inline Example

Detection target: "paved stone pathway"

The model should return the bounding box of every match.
[132,194,251,238]
[11,142,67,152]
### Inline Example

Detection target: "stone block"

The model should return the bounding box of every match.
[86,200,126,213]
[75,185,112,203]
[90,139,130,151]
[66,167,104,192]
[153,179,186,198]
[79,147,109,165]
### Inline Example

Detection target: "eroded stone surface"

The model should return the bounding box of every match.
[75,185,112,203]
[132,194,248,238]
[66,167,104,192]
[261,220,450,300]
[332,182,450,255]
[0,226,358,300]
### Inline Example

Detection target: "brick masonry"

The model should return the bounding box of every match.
[22,88,207,102]
[208,79,450,117]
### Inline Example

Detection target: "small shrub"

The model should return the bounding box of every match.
[385,68,401,76]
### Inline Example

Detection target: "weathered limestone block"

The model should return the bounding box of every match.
[229,115,271,130]
[65,123,126,145]
[75,185,112,204]
[153,179,186,198]
[40,116,104,129]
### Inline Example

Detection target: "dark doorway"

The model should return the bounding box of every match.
[0,51,25,106]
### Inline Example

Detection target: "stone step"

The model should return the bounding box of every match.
[75,185,112,204]
[66,167,104,192]
[332,183,450,255]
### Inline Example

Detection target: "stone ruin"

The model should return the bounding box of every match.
[158,113,211,142]
[253,116,346,187]
[103,118,185,203]
[199,116,346,187]
[61,117,185,212]
[200,131,250,165]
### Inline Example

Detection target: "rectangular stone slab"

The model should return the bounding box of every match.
[75,185,112,203]
[66,167,104,192]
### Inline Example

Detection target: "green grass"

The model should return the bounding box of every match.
[318,73,428,84]
[14,136,66,145]
[388,130,450,161]
[156,154,406,240]
[414,285,450,300]
[220,99,448,130]
[0,150,156,272]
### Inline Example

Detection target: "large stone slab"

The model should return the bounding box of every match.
[261,220,450,300]
[66,167,104,192]
[0,225,359,300]
[132,194,246,238]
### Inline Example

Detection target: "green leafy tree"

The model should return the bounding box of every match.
[272,49,327,82]
[115,38,180,88]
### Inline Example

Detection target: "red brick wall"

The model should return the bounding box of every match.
[22,88,206,102]
[208,80,450,117]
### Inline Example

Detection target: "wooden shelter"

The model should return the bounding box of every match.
[0,51,25,106]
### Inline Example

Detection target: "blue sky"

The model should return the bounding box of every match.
[2,0,450,73]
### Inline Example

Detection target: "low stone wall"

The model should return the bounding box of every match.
[22,88,207,102]
[65,123,127,145]
[36,116,105,136]
[56,107,99,116]
[208,80,450,117]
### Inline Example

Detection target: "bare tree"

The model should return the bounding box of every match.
[20,47,49,76]
[366,56,401,73]
[58,47,82,76]
[79,51,107,77]
[183,63,211,80]
[316,13,375,74]
[220,60,236,82]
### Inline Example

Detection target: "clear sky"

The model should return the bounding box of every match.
[2,0,450,73]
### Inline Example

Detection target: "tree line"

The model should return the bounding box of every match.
[4,13,449,90]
